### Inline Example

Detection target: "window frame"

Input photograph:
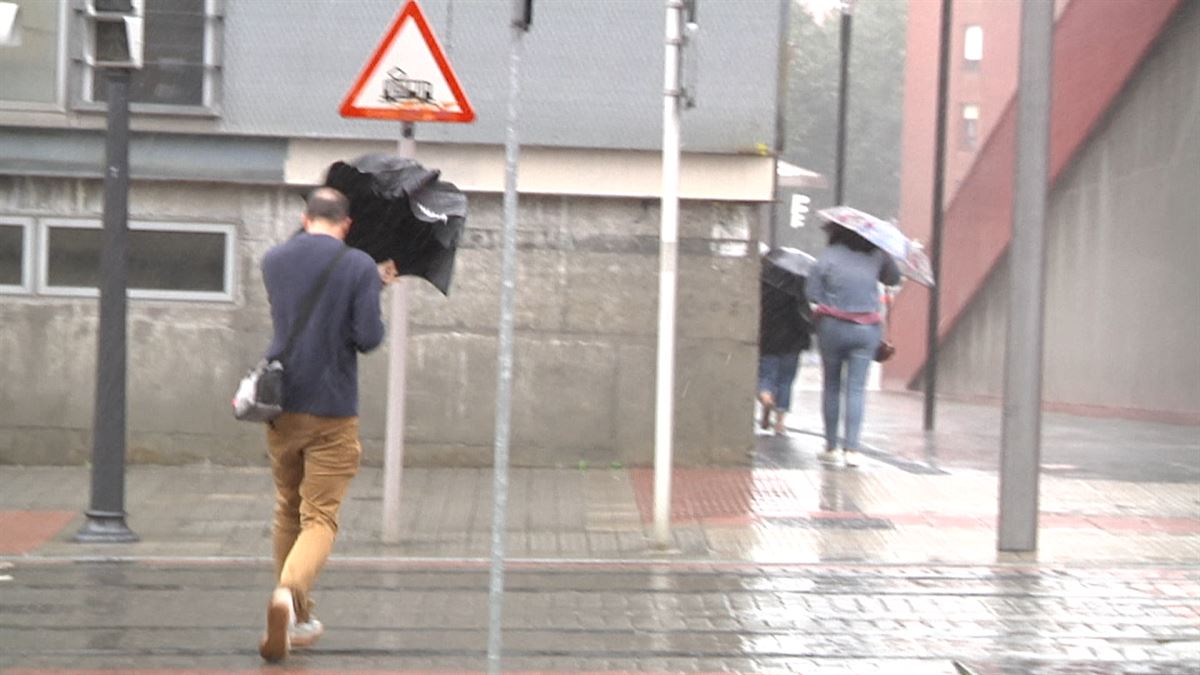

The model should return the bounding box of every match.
[75,0,224,116]
[0,0,71,111]
[0,217,36,295]
[37,217,237,302]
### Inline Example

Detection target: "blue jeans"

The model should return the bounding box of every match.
[758,353,800,411]
[816,318,880,450]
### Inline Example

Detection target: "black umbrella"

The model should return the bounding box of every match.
[762,247,816,323]
[324,153,467,295]
[764,246,816,278]
[763,246,815,294]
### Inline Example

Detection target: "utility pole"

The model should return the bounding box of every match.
[999,0,1054,552]
[833,0,854,205]
[923,0,953,431]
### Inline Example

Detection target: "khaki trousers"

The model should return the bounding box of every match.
[266,412,361,622]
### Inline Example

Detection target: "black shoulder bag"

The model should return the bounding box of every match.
[233,246,351,422]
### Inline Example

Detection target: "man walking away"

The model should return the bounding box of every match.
[257,187,394,662]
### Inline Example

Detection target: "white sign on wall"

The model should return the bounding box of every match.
[790,193,811,229]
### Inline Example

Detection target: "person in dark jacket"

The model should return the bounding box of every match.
[256,187,394,662]
[757,261,813,435]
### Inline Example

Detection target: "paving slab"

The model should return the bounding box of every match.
[1,393,1196,672]
[0,559,1196,674]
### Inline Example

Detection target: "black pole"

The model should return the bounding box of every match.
[76,68,138,543]
[769,0,791,251]
[923,0,952,432]
[833,5,852,205]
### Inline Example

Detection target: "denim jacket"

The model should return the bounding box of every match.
[806,243,901,314]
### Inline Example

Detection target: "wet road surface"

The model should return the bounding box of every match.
[1,559,1196,674]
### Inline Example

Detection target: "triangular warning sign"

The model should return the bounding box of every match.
[339,0,475,123]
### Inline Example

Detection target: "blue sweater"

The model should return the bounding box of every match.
[261,232,384,417]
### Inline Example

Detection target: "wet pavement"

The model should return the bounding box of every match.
[780,356,1200,484]
[1,392,1197,673]
[780,390,1200,484]
[1,559,1197,674]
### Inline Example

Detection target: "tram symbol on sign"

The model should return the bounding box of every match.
[383,67,437,107]
[339,0,475,123]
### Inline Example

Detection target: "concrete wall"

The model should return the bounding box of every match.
[935,4,1200,419]
[0,177,760,466]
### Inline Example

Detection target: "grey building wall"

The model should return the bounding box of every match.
[217,0,781,151]
[0,0,777,466]
[936,5,1200,417]
[11,0,782,154]
[0,176,759,466]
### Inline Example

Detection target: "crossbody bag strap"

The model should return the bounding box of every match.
[280,246,351,364]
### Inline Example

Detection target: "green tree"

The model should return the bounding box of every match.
[781,0,907,226]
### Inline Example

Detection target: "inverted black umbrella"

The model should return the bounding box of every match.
[324,153,467,295]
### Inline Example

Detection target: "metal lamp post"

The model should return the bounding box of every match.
[923,0,953,431]
[76,0,144,543]
[833,0,854,205]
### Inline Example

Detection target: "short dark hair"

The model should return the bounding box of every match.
[825,222,877,253]
[305,187,350,223]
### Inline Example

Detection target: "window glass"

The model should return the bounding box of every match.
[0,224,24,285]
[92,0,206,106]
[129,229,225,292]
[0,0,62,105]
[961,104,980,150]
[46,225,226,293]
[46,227,102,287]
[964,25,983,67]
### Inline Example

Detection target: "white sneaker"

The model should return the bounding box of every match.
[259,587,294,662]
[290,618,324,649]
[819,448,840,464]
[843,450,862,467]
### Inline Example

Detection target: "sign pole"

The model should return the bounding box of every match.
[337,0,475,544]
[487,3,530,672]
[382,122,416,544]
[653,0,684,548]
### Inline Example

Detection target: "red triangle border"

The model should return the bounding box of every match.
[339,0,476,124]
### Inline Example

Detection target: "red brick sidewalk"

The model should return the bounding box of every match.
[629,468,1200,534]
[0,511,75,555]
